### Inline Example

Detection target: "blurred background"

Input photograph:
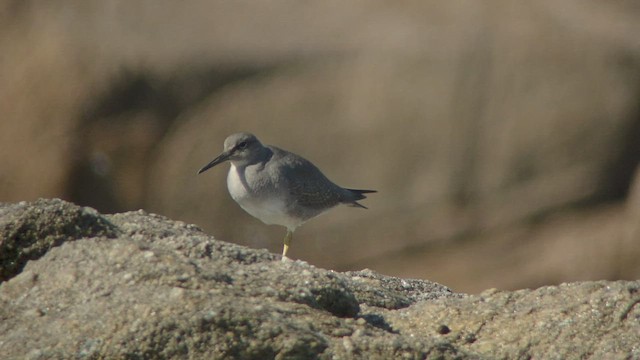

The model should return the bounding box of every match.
[1,1,640,293]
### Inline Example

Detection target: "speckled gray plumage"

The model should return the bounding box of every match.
[198,132,375,258]
[257,145,368,215]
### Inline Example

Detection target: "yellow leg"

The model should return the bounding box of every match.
[282,230,293,261]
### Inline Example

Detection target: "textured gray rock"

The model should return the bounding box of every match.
[0,199,118,282]
[386,284,640,359]
[1,199,639,359]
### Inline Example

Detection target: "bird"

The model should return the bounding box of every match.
[197,132,375,260]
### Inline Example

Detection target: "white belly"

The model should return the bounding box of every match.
[227,164,302,230]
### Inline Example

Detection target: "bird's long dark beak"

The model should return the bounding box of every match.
[197,151,231,174]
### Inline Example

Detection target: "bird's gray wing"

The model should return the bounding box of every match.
[273,151,346,210]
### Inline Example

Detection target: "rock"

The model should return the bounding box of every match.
[0,198,117,282]
[386,283,640,359]
[1,199,638,359]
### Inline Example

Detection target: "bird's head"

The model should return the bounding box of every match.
[197,132,265,173]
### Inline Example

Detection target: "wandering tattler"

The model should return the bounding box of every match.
[197,132,375,260]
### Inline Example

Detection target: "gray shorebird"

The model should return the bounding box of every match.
[198,132,375,260]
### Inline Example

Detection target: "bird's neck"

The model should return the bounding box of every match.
[231,147,273,169]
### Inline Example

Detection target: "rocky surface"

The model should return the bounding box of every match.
[0,199,118,282]
[1,199,639,359]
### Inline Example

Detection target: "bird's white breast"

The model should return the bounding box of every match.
[227,163,250,202]
[227,163,302,230]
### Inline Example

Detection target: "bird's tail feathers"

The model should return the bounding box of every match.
[345,188,376,209]
[349,201,368,209]
[346,188,377,200]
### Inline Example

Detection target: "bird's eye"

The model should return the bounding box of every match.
[237,141,248,150]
